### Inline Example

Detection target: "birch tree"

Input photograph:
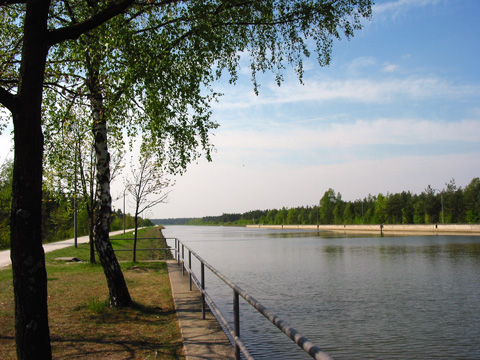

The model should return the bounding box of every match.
[0,2,138,358]
[43,102,125,264]
[0,1,372,358]
[127,152,171,262]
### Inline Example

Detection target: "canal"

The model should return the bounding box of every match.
[162,225,480,359]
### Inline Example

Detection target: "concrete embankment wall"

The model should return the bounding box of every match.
[246,224,480,235]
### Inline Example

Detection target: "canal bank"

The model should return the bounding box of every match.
[167,260,234,360]
[247,223,480,235]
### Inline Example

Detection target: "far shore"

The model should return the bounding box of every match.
[246,223,480,236]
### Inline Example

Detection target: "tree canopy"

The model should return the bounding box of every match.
[1,1,373,358]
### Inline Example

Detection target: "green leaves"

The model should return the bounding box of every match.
[4,0,374,189]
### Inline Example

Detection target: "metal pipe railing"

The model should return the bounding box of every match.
[173,237,333,360]
[111,237,176,260]
[180,247,254,360]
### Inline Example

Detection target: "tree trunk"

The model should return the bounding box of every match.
[91,89,131,307]
[10,1,52,358]
[86,200,96,263]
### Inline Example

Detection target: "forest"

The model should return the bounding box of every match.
[156,177,480,226]
[0,159,153,250]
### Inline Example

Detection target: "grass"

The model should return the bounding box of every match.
[0,227,184,359]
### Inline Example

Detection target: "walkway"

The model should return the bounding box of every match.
[167,260,234,360]
[0,229,131,269]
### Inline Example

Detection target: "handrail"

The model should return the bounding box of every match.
[111,237,176,260]
[173,237,333,360]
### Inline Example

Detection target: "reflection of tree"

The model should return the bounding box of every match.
[445,243,480,259]
[323,245,345,256]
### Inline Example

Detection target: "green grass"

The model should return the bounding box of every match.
[44,226,174,265]
[1,226,184,360]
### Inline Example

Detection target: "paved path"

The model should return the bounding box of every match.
[167,260,234,360]
[0,229,132,269]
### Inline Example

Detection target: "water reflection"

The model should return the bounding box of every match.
[322,245,345,255]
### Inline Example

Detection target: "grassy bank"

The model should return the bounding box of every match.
[0,227,184,359]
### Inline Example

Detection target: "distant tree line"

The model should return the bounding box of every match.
[156,178,480,226]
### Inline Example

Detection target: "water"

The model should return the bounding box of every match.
[162,226,480,359]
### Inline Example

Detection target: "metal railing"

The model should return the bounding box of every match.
[172,237,333,360]
[111,237,172,260]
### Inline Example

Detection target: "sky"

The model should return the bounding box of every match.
[2,0,480,219]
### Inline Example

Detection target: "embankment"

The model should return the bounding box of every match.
[246,224,480,235]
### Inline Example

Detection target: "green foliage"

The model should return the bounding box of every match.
[464,178,480,223]
[0,160,12,248]
[319,188,337,224]
[86,297,110,314]
[0,187,153,250]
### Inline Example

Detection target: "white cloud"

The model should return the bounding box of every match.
[373,0,443,20]
[382,63,399,73]
[213,76,480,109]
[345,56,377,75]
[214,118,480,157]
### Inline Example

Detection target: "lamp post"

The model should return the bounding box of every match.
[123,186,128,234]
[73,147,78,248]
[136,183,141,227]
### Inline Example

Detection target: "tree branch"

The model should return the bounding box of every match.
[47,0,136,47]
[0,87,17,113]
[0,0,26,5]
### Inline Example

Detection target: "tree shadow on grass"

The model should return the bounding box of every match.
[74,300,176,325]
[50,301,182,359]
[50,336,183,359]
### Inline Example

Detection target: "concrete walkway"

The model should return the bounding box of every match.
[0,229,133,269]
[167,260,234,360]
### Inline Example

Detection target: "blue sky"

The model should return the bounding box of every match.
[1,0,479,219]
[142,0,480,219]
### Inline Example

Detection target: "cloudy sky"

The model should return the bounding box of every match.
[2,0,479,219]
[133,0,479,219]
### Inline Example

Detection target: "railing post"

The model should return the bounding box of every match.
[233,290,240,360]
[164,237,167,260]
[201,262,206,320]
[189,250,192,291]
[176,239,180,265]
[182,244,185,275]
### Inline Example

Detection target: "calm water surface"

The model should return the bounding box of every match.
[162,226,480,359]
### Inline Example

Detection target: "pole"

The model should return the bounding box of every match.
[123,189,125,234]
[201,263,206,320]
[74,150,78,248]
[73,195,77,248]
[233,291,240,360]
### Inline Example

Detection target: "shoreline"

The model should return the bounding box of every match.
[246,223,480,236]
